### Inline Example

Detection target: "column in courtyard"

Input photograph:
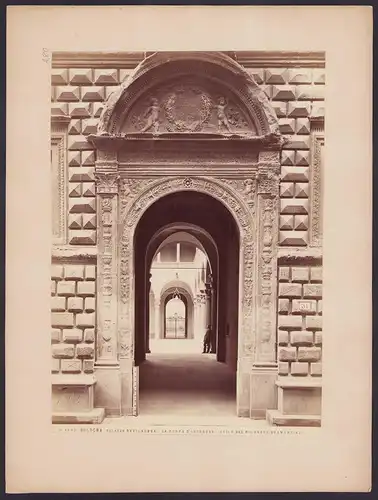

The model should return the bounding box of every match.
[154,298,160,340]
[146,273,152,354]
[199,288,208,343]
[204,281,213,351]
[193,293,202,344]
[208,276,216,354]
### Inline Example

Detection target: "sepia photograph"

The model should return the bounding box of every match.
[7,6,371,493]
[50,49,325,428]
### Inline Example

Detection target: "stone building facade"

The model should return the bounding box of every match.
[50,51,324,426]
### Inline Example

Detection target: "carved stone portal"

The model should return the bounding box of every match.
[90,51,284,418]
[92,167,280,417]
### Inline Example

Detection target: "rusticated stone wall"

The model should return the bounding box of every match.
[277,263,323,378]
[50,54,325,387]
[50,62,325,248]
[51,264,96,374]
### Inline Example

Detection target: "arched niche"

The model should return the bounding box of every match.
[93,51,283,143]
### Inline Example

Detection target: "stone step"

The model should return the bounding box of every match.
[266,409,321,427]
[52,407,105,424]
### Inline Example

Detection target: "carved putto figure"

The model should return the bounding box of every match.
[216,97,232,133]
[140,97,160,134]
[243,179,254,199]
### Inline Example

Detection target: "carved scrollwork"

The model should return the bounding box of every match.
[256,195,279,358]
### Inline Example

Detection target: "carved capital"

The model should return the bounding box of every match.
[95,172,120,195]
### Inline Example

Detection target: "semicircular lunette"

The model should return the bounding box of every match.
[120,76,258,136]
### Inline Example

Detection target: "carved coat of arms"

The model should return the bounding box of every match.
[163,86,212,132]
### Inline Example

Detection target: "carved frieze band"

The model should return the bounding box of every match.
[95,172,120,363]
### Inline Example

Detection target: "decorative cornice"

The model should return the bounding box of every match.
[51,115,71,125]
[233,50,325,68]
[52,51,146,68]
[51,374,97,386]
[52,245,97,263]
[51,50,325,69]
[87,131,287,151]
[277,247,323,265]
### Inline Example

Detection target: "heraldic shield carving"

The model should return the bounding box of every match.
[123,78,257,135]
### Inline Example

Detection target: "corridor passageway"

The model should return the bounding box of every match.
[139,340,236,417]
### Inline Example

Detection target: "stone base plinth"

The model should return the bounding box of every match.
[52,373,105,424]
[120,358,136,416]
[267,376,322,427]
[249,362,278,419]
[52,408,105,424]
[266,409,321,427]
[237,360,278,418]
[94,362,122,417]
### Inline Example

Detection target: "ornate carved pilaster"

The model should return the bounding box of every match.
[255,167,280,363]
[146,274,152,353]
[154,299,161,339]
[95,171,120,365]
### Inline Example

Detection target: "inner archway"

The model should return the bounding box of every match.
[164,295,187,339]
[159,285,194,341]
[134,190,240,416]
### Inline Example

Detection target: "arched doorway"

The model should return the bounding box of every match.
[164,294,187,339]
[159,285,194,340]
[90,51,283,420]
[151,230,215,347]
[134,190,240,415]
[134,190,240,364]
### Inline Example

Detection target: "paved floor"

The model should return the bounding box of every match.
[139,340,236,417]
[102,340,270,427]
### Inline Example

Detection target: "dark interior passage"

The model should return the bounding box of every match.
[134,190,240,369]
